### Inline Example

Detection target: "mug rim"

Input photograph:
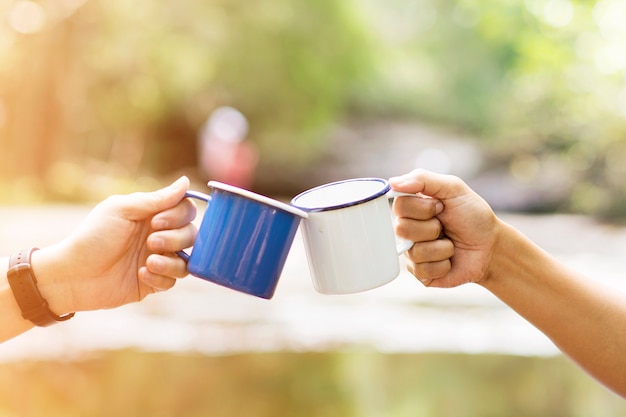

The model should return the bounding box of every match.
[208,181,308,218]
[290,177,390,212]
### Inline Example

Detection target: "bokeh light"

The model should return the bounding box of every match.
[7,1,45,34]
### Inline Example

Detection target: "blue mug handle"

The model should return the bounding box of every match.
[176,190,211,262]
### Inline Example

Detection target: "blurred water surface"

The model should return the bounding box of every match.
[1,205,625,362]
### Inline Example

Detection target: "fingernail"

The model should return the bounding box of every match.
[435,201,444,215]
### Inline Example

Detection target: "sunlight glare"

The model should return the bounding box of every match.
[525,0,574,28]
[594,42,626,74]
[543,0,574,28]
[593,0,626,41]
[8,1,45,34]
[574,32,603,60]
[592,0,626,75]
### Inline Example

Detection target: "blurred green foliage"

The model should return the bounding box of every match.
[1,0,626,214]
[0,0,373,201]
[354,0,626,216]
[1,350,625,417]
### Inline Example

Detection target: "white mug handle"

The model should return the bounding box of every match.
[386,189,416,254]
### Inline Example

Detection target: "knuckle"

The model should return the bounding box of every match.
[395,217,413,239]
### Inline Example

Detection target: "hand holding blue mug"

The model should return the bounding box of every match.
[178,181,307,299]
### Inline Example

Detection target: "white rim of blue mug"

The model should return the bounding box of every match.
[208,181,308,218]
[290,178,391,212]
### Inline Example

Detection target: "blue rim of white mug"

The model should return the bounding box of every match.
[208,181,308,218]
[290,178,391,212]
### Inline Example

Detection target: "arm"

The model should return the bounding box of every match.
[390,169,626,398]
[0,176,197,342]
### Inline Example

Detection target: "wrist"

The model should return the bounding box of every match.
[479,218,517,289]
[30,245,77,316]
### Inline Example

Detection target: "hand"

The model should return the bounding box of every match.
[390,169,499,288]
[34,176,197,313]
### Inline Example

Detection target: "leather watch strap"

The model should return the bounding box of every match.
[7,248,75,327]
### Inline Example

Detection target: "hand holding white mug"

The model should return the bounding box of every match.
[390,168,626,399]
[390,169,497,288]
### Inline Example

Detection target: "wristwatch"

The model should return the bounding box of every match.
[7,248,75,327]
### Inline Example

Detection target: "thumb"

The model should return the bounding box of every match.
[389,169,469,201]
[116,176,191,220]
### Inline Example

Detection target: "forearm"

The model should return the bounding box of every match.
[481,220,626,397]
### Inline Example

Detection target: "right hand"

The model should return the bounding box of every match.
[390,169,500,288]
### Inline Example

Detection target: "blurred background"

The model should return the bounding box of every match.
[1,0,626,415]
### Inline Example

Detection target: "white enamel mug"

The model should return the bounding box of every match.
[290,178,414,295]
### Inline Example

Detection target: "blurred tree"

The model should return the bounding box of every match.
[0,0,374,201]
[1,0,626,216]
[352,0,626,217]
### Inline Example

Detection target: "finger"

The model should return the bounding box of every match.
[152,198,197,230]
[407,258,452,282]
[396,217,443,242]
[147,223,197,253]
[145,253,189,278]
[407,238,455,263]
[390,169,469,201]
[393,194,443,220]
[139,267,178,291]
[117,176,191,221]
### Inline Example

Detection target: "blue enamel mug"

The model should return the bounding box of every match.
[178,181,307,299]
